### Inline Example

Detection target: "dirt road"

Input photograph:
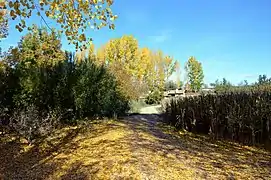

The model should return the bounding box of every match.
[0,106,270,179]
[139,105,161,114]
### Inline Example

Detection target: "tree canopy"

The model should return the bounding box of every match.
[1,0,117,49]
[185,56,204,92]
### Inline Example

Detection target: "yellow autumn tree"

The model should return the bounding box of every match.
[135,47,154,95]
[118,35,139,75]
[5,0,117,49]
[88,43,96,60]
[0,0,8,40]
[18,25,65,67]
[100,35,142,99]
[96,44,107,66]
[152,50,165,90]
[95,36,178,100]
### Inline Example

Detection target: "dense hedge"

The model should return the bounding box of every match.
[163,92,271,146]
[0,54,129,142]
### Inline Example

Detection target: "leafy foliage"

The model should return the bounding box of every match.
[17,25,65,66]
[185,56,204,92]
[0,0,8,40]
[73,59,128,118]
[163,54,177,81]
[5,0,117,49]
[0,29,129,143]
[145,88,163,105]
[257,74,271,85]
[94,35,178,100]
[211,75,271,93]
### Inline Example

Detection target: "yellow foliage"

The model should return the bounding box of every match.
[96,45,106,65]
[94,35,179,98]
[7,0,117,49]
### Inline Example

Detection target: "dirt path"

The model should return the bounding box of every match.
[139,105,161,114]
[118,112,271,180]
[0,110,271,179]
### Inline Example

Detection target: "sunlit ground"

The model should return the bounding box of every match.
[0,115,270,180]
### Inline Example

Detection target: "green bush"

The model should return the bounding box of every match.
[0,29,130,143]
[0,54,129,142]
[145,88,163,105]
[73,59,129,118]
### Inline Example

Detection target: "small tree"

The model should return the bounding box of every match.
[185,56,204,92]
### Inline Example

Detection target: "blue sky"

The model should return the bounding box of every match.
[1,0,271,85]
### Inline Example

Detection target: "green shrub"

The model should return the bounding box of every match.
[0,53,130,142]
[145,88,163,105]
[73,59,129,118]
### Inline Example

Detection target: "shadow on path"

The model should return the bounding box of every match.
[0,111,270,180]
[120,113,271,179]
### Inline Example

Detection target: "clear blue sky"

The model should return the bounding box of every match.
[1,0,271,85]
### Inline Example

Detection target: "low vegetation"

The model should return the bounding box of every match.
[164,90,271,147]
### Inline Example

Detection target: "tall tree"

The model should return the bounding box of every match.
[138,47,151,82]
[163,55,177,81]
[102,35,142,99]
[185,56,204,92]
[152,50,165,91]
[88,43,96,60]
[10,26,66,109]
[95,36,178,99]
[96,44,106,65]
[4,0,117,49]
[175,61,181,89]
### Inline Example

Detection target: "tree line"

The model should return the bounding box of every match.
[210,75,271,93]
[74,35,185,104]
[0,26,185,143]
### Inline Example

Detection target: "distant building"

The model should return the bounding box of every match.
[164,89,185,98]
